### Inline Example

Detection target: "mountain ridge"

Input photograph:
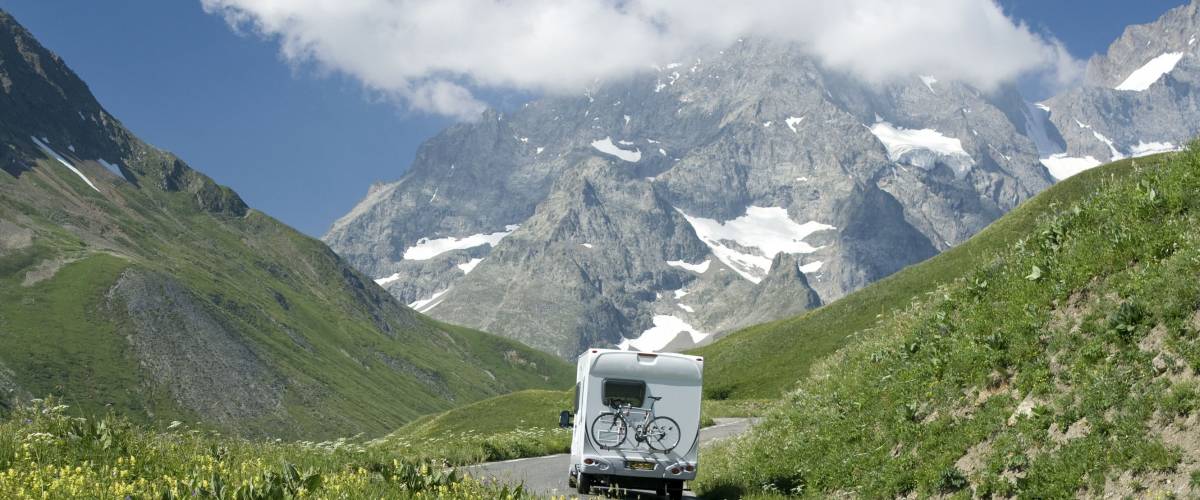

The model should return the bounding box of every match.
[325,35,1065,357]
[0,8,571,439]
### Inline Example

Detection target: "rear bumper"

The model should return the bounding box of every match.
[574,456,696,481]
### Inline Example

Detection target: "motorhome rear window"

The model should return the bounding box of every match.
[602,379,645,408]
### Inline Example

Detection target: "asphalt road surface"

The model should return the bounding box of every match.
[464,418,755,498]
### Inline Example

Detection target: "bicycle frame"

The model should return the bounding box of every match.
[612,397,660,442]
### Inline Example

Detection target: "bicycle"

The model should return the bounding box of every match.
[590,396,681,452]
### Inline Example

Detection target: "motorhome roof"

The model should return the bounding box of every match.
[580,349,703,362]
[583,349,703,384]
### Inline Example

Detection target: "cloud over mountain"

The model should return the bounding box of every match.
[202,0,1081,119]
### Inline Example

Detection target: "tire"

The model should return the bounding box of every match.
[576,472,592,495]
[643,416,681,452]
[591,412,628,449]
[666,479,684,500]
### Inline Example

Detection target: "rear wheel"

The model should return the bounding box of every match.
[644,416,681,452]
[576,472,592,495]
[591,412,628,449]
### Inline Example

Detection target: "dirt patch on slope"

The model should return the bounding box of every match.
[0,219,32,252]
[21,257,77,286]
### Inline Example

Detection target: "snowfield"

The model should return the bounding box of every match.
[1116,52,1185,91]
[667,259,711,274]
[679,206,833,283]
[403,225,519,260]
[869,122,973,171]
[798,261,824,274]
[1040,155,1102,180]
[1131,141,1180,157]
[590,137,642,162]
[457,258,484,274]
[618,315,708,352]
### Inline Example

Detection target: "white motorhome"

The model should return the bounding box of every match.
[560,349,703,499]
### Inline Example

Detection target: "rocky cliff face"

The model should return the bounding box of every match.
[326,2,1200,359]
[325,34,1066,358]
[1042,1,1200,176]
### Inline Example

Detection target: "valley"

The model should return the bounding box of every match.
[2,1,1200,499]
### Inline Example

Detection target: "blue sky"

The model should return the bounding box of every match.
[0,0,1187,237]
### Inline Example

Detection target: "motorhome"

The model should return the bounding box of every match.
[560,349,703,499]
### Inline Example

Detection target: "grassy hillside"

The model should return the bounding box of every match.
[698,147,1200,497]
[694,157,1142,399]
[0,9,571,439]
[0,398,534,498]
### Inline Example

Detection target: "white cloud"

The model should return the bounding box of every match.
[202,0,1081,118]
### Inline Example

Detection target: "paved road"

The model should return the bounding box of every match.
[464,418,754,498]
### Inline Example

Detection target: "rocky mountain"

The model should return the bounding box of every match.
[326,2,1200,359]
[0,9,570,439]
[1041,1,1200,178]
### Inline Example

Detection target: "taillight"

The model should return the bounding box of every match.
[584,458,595,465]
[669,467,681,474]
[685,464,695,472]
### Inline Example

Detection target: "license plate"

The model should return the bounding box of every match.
[625,461,656,471]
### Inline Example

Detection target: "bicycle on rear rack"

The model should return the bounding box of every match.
[590,396,681,452]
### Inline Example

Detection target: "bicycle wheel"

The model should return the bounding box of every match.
[643,416,681,452]
[591,412,628,449]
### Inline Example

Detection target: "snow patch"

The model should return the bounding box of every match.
[457,258,484,274]
[1091,131,1124,161]
[798,261,824,274]
[677,304,695,313]
[623,114,630,125]
[1130,141,1180,157]
[762,121,772,128]
[580,243,594,249]
[590,137,642,162]
[667,259,711,274]
[403,225,518,260]
[1116,52,1185,91]
[679,206,834,284]
[1040,155,1101,180]
[374,273,401,286]
[785,116,804,133]
[30,136,100,193]
[619,315,708,352]
[673,289,689,299]
[536,147,545,155]
[409,289,450,313]
[869,122,973,173]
